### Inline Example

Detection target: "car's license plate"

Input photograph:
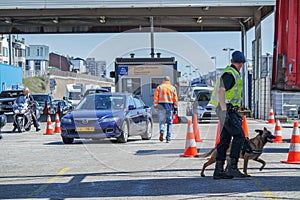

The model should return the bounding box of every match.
[77,127,95,132]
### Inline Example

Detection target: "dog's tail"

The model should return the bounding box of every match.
[198,147,216,158]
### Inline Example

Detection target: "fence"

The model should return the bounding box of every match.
[272,91,300,118]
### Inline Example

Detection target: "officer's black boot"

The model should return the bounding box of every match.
[213,160,234,180]
[228,158,248,178]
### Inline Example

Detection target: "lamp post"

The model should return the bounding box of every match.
[211,56,217,82]
[222,48,234,63]
[186,65,192,86]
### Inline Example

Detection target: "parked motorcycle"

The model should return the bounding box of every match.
[13,101,40,133]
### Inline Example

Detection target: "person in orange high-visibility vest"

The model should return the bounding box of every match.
[153,76,178,143]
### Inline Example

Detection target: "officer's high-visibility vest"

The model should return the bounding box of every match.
[209,66,242,107]
[153,81,178,108]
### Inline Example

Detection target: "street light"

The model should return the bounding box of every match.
[186,65,192,86]
[222,48,234,64]
[211,56,217,81]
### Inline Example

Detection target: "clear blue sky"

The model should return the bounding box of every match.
[18,13,274,77]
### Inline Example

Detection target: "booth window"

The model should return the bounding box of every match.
[122,78,141,95]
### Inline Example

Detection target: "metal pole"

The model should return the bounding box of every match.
[150,16,155,58]
[223,48,234,64]
[8,34,12,65]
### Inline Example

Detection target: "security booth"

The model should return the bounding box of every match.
[111,56,179,108]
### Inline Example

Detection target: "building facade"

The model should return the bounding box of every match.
[0,34,26,71]
[25,45,49,77]
[86,58,106,77]
[49,52,70,71]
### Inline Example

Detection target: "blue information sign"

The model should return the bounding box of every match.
[118,66,128,76]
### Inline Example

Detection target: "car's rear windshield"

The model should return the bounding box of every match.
[77,94,125,110]
[0,91,23,98]
[83,89,109,97]
[31,95,49,102]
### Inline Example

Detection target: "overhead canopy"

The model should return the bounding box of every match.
[0,0,275,34]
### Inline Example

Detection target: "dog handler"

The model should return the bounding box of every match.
[210,50,250,179]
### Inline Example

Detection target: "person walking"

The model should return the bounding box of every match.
[153,76,178,143]
[13,88,41,132]
[209,50,250,179]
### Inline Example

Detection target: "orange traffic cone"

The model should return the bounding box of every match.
[172,113,179,124]
[193,113,203,142]
[242,116,249,139]
[181,120,199,157]
[54,113,61,133]
[214,120,221,147]
[268,106,275,124]
[45,114,54,135]
[273,119,285,143]
[281,121,300,164]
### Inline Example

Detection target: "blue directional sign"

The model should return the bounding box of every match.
[118,66,128,76]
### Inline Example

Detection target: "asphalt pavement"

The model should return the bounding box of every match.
[0,114,299,200]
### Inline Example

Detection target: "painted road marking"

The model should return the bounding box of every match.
[254,180,278,200]
[27,167,70,199]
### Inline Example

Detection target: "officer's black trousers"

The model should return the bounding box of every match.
[216,111,245,161]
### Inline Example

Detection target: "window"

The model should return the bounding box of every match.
[2,47,8,57]
[133,97,143,109]
[122,78,141,95]
[35,60,41,70]
[25,60,30,70]
[26,47,30,56]
[36,48,39,56]
[128,97,135,108]
[151,78,164,95]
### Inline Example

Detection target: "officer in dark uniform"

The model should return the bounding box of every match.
[210,50,251,179]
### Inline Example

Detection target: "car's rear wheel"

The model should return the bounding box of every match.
[142,119,152,140]
[117,122,129,143]
[62,137,74,144]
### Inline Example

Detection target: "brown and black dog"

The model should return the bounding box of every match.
[200,127,275,177]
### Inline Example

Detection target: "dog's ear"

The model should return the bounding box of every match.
[255,129,263,134]
[264,127,268,131]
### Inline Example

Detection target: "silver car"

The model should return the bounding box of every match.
[192,91,218,122]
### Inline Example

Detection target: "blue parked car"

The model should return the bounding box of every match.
[61,93,153,144]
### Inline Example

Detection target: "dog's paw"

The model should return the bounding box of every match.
[246,174,251,177]
[200,174,205,177]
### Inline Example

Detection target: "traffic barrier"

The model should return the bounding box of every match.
[281,121,300,164]
[181,120,199,157]
[54,113,61,133]
[273,119,285,143]
[214,120,221,147]
[193,113,203,142]
[268,106,275,124]
[45,114,54,135]
[172,113,179,124]
[242,115,249,139]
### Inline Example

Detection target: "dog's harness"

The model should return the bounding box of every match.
[242,149,263,159]
[251,149,263,160]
